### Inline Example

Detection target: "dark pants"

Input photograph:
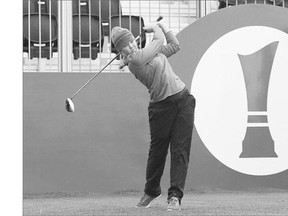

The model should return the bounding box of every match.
[144,88,196,203]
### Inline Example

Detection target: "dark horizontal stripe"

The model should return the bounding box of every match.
[248,115,268,123]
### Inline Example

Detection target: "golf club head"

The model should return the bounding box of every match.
[65,98,75,112]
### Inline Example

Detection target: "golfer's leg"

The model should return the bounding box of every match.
[168,95,195,201]
[145,103,177,197]
[145,137,170,197]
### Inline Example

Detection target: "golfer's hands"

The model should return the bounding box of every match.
[156,22,170,34]
[143,20,170,34]
[143,23,158,33]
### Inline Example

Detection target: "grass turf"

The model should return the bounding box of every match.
[24,189,288,216]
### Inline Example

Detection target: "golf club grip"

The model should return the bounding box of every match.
[156,16,163,22]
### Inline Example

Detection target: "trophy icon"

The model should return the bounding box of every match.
[238,41,279,158]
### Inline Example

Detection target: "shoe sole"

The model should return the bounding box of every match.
[167,208,181,212]
[135,194,162,208]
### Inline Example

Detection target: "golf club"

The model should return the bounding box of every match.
[65,16,163,112]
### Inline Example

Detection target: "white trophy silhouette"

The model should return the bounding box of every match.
[238,41,279,158]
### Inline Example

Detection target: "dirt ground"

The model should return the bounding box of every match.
[23,189,288,216]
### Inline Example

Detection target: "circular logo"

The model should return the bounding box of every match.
[191,26,288,175]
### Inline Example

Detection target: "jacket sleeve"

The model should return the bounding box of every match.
[159,31,181,58]
[129,25,165,67]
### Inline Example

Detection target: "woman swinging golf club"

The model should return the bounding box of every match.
[111,22,196,211]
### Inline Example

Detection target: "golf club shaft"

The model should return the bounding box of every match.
[70,16,163,100]
[71,52,121,99]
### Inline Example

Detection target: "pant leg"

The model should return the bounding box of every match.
[145,137,169,197]
[168,94,196,202]
[145,102,178,197]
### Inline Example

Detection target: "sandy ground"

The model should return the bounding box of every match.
[24,189,288,216]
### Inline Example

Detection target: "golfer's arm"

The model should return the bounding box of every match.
[159,31,180,58]
[130,25,164,67]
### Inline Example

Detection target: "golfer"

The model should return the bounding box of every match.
[111,22,196,211]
